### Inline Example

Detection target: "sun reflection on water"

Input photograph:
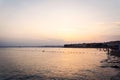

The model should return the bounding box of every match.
[0,48,119,80]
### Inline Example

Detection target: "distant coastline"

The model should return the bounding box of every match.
[0,46,63,48]
[64,41,120,50]
[0,41,120,50]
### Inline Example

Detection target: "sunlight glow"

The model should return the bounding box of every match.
[0,0,120,45]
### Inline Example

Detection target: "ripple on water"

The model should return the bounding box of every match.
[0,48,120,80]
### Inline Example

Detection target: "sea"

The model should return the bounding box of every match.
[0,48,120,80]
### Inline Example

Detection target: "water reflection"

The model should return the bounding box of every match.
[0,48,119,80]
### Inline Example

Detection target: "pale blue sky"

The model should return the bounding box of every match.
[0,0,120,46]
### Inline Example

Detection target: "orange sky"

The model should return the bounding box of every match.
[0,0,120,46]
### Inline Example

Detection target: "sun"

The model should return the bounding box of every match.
[57,27,79,42]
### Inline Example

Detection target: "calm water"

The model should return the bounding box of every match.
[0,48,120,80]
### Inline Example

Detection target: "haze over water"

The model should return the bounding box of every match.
[0,48,120,80]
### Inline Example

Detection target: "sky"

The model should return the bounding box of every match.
[0,0,120,46]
